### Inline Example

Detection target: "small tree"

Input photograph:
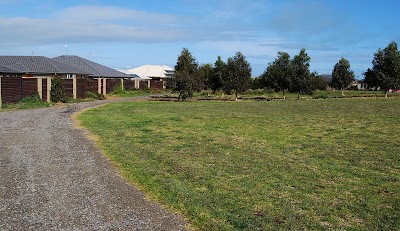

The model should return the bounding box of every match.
[312,74,328,91]
[50,76,66,103]
[261,52,292,99]
[331,57,355,96]
[210,56,225,94]
[372,41,400,97]
[363,68,380,91]
[167,48,199,101]
[223,52,252,100]
[290,48,311,99]
[199,63,213,93]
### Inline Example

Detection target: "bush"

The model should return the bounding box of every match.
[111,83,125,95]
[143,86,162,94]
[85,91,105,100]
[2,93,51,110]
[50,76,66,103]
[20,93,43,103]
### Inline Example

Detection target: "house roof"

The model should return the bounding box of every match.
[122,65,174,79]
[52,55,131,78]
[0,64,22,73]
[0,56,89,74]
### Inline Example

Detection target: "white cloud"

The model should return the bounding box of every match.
[56,5,179,24]
[0,5,194,47]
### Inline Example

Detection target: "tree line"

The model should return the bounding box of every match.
[167,49,252,101]
[167,41,400,100]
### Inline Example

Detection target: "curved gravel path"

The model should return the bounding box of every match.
[0,96,187,230]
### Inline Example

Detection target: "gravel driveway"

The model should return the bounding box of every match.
[0,96,187,230]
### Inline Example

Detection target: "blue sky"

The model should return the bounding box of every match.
[0,0,399,78]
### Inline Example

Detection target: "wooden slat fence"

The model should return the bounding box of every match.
[0,77,157,104]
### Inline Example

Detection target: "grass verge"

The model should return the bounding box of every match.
[78,98,400,230]
[1,94,52,110]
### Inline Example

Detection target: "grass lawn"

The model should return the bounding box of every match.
[77,98,400,230]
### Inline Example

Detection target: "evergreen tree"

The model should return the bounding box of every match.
[210,56,225,93]
[331,58,355,96]
[50,76,66,103]
[167,48,199,101]
[290,48,311,99]
[363,68,380,91]
[261,52,292,99]
[223,52,252,100]
[372,41,400,97]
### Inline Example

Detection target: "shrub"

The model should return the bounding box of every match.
[2,93,50,110]
[20,93,43,103]
[85,91,105,100]
[50,76,66,103]
[143,86,162,94]
[111,83,125,95]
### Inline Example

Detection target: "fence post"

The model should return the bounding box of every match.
[0,76,2,108]
[97,78,101,94]
[121,79,124,90]
[47,77,51,102]
[103,78,107,95]
[37,78,43,100]
[147,80,150,88]
[135,79,139,89]
[73,78,77,99]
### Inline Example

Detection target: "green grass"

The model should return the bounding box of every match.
[78,98,400,230]
[109,88,148,97]
[169,90,399,101]
[1,94,52,110]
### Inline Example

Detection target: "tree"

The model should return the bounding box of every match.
[331,57,355,96]
[223,52,252,100]
[261,52,292,99]
[290,48,311,99]
[167,48,199,101]
[251,77,263,90]
[312,74,328,91]
[209,56,225,93]
[198,63,213,92]
[372,41,400,97]
[363,68,380,91]
[50,76,66,103]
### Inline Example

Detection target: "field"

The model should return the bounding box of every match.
[77,98,400,230]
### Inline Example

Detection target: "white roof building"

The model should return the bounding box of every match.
[121,65,174,80]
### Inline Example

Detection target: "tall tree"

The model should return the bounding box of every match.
[372,41,400,97]
[223,52,252,100]
[261,52,292,99]
[167,48,199,101]
[209,56,225,93]
[363,68,380,91]
[198,63,213,92]
[290,48,311,99]
[331,57,355,96]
